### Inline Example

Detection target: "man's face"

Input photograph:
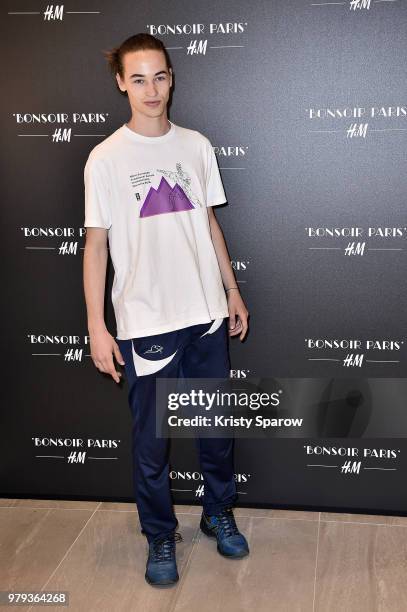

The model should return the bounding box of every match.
[116,49,172,119]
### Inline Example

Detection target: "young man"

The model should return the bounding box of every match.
[83,33,250,587]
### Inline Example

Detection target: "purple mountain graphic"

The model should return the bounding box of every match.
[140,176,195,218]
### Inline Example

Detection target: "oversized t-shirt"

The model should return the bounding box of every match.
[83,120,230,339]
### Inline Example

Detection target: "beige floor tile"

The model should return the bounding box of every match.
[98,501,194,514]
[99,501,137,512]
[187,504,318,522]
[0,498,18,507]
[32,510,200,612]
[0,498,99,510]
[173,516,318,612]
[315,521,407,612]
[173,504,194,513]
[235,508,319,521]
[180,502,203,514]
[0,507,95,590]
[320,511,407,526]
[4,500,406,611]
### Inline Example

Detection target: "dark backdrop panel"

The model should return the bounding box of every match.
[1,0,407,514]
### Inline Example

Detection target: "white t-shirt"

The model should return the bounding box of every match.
[83,120,230,339]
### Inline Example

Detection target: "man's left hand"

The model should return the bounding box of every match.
[227,289,249,341]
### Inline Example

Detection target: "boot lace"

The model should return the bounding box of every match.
[216,507,240,539]
[151,531,183,563]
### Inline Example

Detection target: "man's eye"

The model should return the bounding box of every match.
[132,76,166,85]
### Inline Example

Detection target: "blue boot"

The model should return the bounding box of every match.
[200,506,249,558]
[145,531,183,586]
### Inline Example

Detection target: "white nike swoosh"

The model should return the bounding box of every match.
[200,318,223,338]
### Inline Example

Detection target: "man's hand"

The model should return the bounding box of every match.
[227,289,249,341]
[89,328,125,383]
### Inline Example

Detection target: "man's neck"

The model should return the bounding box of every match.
[125,116,171,138]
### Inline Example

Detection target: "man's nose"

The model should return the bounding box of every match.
[146,82,158,96]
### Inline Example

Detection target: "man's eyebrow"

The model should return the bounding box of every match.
[129,70,168,78]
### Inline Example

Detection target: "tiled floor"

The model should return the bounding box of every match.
[1,498,407,611]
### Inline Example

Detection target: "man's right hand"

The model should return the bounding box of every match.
[89,328,125,383]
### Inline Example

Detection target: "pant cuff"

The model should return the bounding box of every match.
[143,519,180,543]
[203,493,239,516]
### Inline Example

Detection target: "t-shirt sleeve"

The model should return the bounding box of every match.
[83,154,112,229]
[204,138,227,207]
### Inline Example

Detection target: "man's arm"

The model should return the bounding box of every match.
[83,228,125,381]
[83,228,109,334]
[207,207,249,340]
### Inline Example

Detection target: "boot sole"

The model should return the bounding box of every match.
[200,519,250,558]
[145,573,179,587]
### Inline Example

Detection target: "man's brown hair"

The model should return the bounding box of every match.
[103,33,172,97]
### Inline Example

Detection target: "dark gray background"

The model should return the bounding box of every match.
[1,0,407,514]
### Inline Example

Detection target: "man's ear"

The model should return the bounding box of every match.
[116,72,125,93]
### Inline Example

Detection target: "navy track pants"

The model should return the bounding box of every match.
[116,317,238,543]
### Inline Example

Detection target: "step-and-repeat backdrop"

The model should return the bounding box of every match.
[2,0,407,514]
